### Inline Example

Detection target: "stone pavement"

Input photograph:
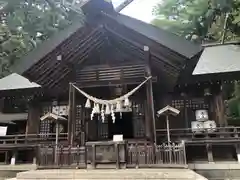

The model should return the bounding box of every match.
[14,168,208,180]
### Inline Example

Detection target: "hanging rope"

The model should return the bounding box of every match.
[71,76,152,105]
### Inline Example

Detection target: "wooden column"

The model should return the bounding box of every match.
[25,101,41,135]
[213,84,227,127]
[144,46,156,143]
[72,85,76,144]
[68,83,73,145]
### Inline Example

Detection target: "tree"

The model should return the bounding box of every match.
[152,0,240,43]
[227,82,240,122]
[0,0,84,78]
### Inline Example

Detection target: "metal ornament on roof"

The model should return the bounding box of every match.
[73,77,152,123]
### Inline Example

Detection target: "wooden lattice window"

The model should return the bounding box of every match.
[97,118,109,139]
[75,105,82,134]
[132,101,145,138]
[172,98,209,110]
[40,105,52,135]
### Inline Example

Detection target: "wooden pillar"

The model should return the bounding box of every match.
[68,83,73,145]
[213,84,227,127]
[25,101,41,135]
[72,85,76,144]
[144,45,156,143]
[181,92,188,128]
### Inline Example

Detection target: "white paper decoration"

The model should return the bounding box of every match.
[116,101,122,112]
[105,104,110,115]
[124,98,130,107]
[95,104,100,114]
[85,99,91,108]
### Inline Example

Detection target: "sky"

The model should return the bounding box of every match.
[112,0,161,23]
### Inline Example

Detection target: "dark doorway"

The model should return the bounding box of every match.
[108,112,133,139]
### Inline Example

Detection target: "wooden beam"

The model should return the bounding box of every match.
[115,0,135,12]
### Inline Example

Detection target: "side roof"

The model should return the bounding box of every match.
[193,44,240,75]
[0,73,41,91]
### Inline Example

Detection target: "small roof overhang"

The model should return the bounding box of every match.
[0,73,41,92]
[193,44,240,76]
[40,112,67,122]
[157,105,180,116]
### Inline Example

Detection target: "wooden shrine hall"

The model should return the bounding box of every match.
[0,0,239,168]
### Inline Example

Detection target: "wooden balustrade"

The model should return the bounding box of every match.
[37,141,187,169]
[126,142,187,168]
[0,133,68,146]
[156,126,240,144]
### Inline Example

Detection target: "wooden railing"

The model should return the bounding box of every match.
[126,142,187,168]
[0,133,68,146]
[38,144,86,168]
[156,126,240,144]
[37,141,187,169]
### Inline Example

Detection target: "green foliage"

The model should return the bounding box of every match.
[0,0,83,78]
[227,82,240,121]
[152,0,240,42]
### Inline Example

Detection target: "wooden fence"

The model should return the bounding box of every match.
[126,142,187,168]
[37,141,187,169]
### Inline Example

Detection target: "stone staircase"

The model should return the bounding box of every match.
[12,169,208,180]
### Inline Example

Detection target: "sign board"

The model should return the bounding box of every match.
[113,134,123,142]
[0,126,7,136]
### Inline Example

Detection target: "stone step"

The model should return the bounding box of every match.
[16,169,208,180]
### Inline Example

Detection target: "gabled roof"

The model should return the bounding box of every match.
[113,14,202,59]
[13,20,85,75]
[12,1,202,76]
[193,44,240,75]
[0,73,41,91]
